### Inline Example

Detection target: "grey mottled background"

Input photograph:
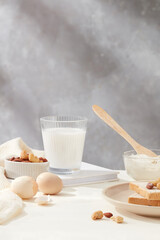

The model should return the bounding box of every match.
[0,0,160,169]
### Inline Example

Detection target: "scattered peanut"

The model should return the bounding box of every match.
[91,210,124,223]
[111,216,123,223]
[103,212,113,218]
[91,211,103,220]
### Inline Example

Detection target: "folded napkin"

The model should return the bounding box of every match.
[0,138,44,167]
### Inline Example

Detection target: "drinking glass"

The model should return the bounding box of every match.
[40,116,87,174]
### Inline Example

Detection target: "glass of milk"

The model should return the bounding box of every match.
[40,116,87,174]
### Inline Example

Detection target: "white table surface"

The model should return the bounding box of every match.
[0,163,160,240]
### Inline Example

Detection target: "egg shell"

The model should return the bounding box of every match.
[35,195,51,205]
[36,172,63,195]
[11,176,38,199]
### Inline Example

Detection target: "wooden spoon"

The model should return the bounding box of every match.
[92,105,157,157]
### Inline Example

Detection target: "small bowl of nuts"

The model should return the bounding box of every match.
[5,150,49,179]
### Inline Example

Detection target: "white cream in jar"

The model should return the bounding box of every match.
[124,153,160,181]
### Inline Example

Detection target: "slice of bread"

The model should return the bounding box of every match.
[128,193,160,206]
[129,182,160,200]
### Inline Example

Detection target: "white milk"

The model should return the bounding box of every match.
[42,128,86,169]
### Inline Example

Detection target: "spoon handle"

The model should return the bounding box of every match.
[92,105,138,148]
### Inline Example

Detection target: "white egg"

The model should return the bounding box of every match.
[11,176,38,199]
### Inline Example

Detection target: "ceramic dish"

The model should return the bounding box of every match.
[102,182,160,217]
[5,159,49,179]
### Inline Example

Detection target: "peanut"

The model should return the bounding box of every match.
[146,183,154,189]
[39,157,48,162]
[91,211,103,220]
[103,212,113,218]
[34,156,40,163]
[111,216,123,223]
[29,153,40,163]
[157,183,160,190]
[29,153,34,162]
[20,150,28,160]
[13,158,22,162]
[151,178,160,187]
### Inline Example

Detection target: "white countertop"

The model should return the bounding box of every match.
[0,163,159,240]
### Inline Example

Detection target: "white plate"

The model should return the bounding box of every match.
[102,182,160,217]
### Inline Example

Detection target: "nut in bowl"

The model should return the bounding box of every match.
[5,150,49,179]
[123,149,160,181]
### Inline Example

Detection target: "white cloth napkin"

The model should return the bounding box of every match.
[0,138,44,167]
